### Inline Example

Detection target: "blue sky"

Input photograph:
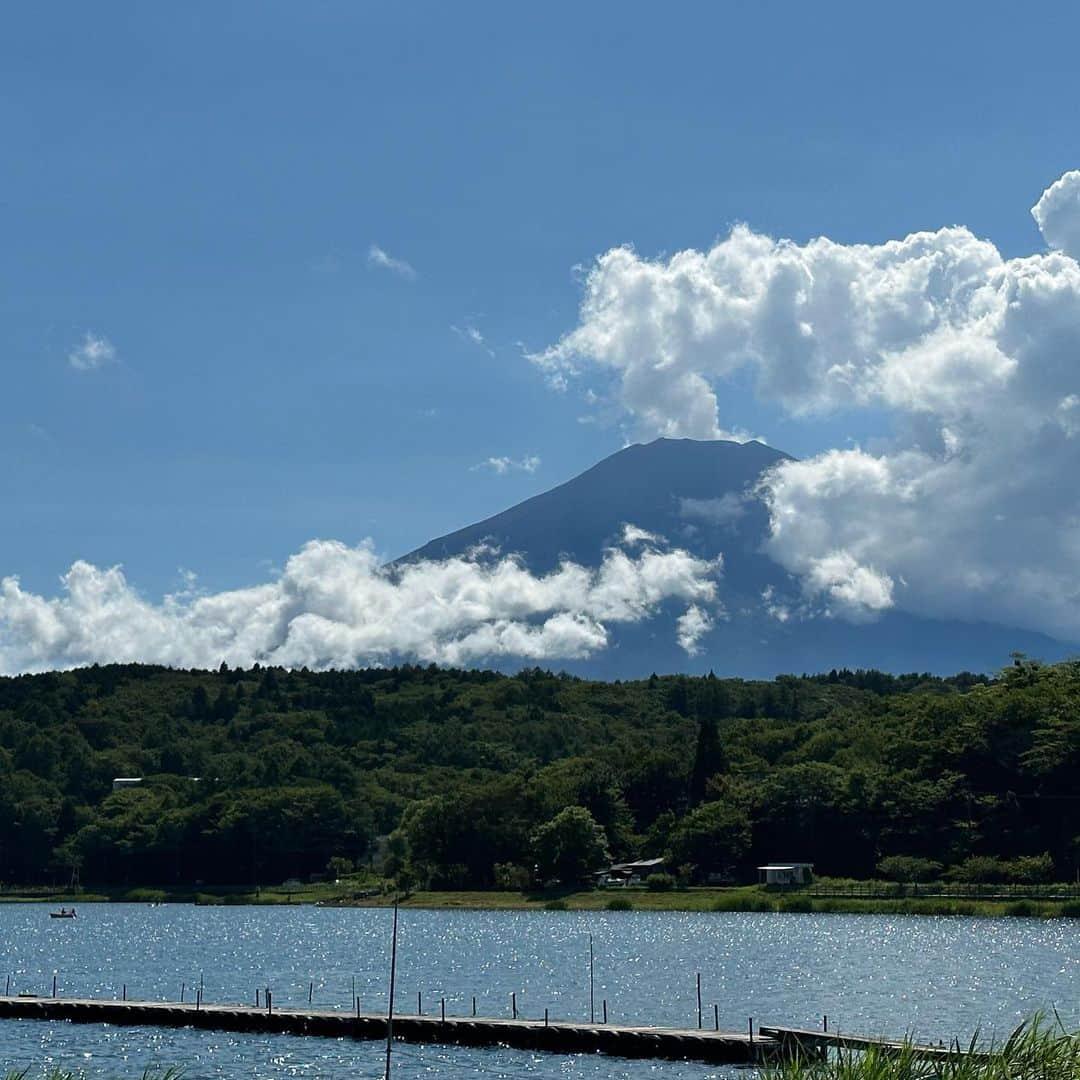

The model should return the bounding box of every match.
[4,1,1080,605]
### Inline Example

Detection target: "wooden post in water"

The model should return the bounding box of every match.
[417,991,422,1016]
[512,992,517,1020]
[588,934,595,1024]
[696,972,702,1029]
[384,897,400,1080]
[714,1003,719,1031]
[603,999,608,1024]
[4,975,9,996]
[309,982,313,1004]
[267,989,272,1014]
[255,988,259,1008]
[180,982,185,1003]
[122,984,126,1002]
[824,1015,828,1032]
[748,1017,754,1044]
[352,976,356,1010]
[441,997,445,1022]
[52,972,57,998]
[472,996,476,1017]
[544,1008,549,1027]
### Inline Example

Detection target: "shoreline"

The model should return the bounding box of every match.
[3,884,1078,919]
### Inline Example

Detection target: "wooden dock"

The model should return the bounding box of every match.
[0,995,775,1064]
[759,1025,991,1063]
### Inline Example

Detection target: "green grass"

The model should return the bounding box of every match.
[3,880,1079,918]
[765,1016,1080,1080]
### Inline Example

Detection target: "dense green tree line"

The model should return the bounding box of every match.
[0,655,1076,889]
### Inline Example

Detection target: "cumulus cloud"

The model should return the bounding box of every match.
[0,536,720,674]
[675,604,713,655]
[1032,170,1080,258]
[472,455,541,475]
[538,172,1080,641]
[368,244,416,279]
[68,332,116,371]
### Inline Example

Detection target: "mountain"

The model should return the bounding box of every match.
[401,438,1074,678]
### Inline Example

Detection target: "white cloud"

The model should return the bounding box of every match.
[679,493,748,527]
[1032,170,1080,258]
[472,455,541,475]
[451,323,494,356]
[620,524,663,546]
[0,535,721,674]
[367,244,416,279]
[761,586,792,624]
[539,172,1080,642]
[676,604,713,655]
[68,332,116,371]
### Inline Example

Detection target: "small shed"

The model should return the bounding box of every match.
[757,863,814,886]
[596,857,667,887]
[111,777,144,792]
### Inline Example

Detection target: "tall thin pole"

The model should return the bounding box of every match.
[588,934,595,1024]
[384,898,400,1080]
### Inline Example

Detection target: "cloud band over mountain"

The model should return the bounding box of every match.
[538,171,1080,642]
[0,537,720,674]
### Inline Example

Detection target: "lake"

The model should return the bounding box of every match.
[2,904,1079,1078]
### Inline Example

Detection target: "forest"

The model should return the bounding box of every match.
[0,655,1076,890]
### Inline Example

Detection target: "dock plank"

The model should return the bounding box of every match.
[0,996,774,1065]
[759,1025,990,1062]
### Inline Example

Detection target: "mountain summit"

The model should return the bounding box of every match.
[402,438,1072,678]
[405,437,787,585]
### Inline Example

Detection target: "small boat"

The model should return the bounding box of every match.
[49,909,76,919]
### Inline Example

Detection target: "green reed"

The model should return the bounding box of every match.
[765,1016,1080,1080]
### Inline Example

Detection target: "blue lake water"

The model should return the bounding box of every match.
[1,904,1079,1077]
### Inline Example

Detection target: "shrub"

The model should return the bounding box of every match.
[326,855,354,879]
[947,855,1010,883]
[777,896,814,913]
[124,888,167,903]
[1010,853,1055,884]
[493,862,533,890]
[711,895,773,912]
[606,896,633,911]
[1060,901,1080,917]
[1005,900,1036,917]
[645,873,676,892]
[876,855,943,883]
[543,899,568,911]
[947,853,1056,885]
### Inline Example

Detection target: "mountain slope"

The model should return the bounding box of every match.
[404,438,787,595]
[400,439,1074,678]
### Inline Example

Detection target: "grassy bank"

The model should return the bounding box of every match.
[766,1018,1079,1080]
[5,881,1080,918]
[373,888,1080,918]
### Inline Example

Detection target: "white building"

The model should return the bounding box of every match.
[757,862,814,886]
